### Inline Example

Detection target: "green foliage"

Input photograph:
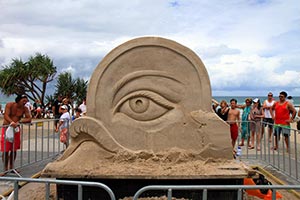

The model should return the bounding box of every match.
[0,53,88,107]
[74,77,88,104]
[55,72,75,98]
[0,53,57,105]
[54,72,88,105]
[45,94,55,104]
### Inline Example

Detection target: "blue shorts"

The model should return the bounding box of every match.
[274,125,290,137]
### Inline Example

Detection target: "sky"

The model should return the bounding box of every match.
[0,0,300,97]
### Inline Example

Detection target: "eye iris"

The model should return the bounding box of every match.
[129,97,149,113]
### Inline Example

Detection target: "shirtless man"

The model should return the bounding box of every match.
[1,94,32,172]
[227,99,240,149]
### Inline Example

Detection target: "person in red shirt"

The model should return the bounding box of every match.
[272,91,296,151]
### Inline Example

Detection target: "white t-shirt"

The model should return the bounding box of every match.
[25,102,33,110]
[79,103,86,113]
[59,112,71,130]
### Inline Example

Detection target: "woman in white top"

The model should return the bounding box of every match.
[262,92,275,142]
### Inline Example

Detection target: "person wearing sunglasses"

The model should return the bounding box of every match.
[272,91,296,152]
[262,92,276,143]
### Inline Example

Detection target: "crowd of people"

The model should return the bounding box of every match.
[23,97,86,120]
[1,90,299,172]
[213,91,300,154]
[52,95,86,148]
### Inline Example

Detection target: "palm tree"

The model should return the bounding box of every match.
[0,53,57,105]
[54,72,88,106]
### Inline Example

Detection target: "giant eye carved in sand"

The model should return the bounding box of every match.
[61,37,232,155]
[43,37,239,179]
[113,90,175,121]
[111,71,184,125]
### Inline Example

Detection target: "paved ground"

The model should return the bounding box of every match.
[0,154,60,194]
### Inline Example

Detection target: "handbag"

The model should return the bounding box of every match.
[5,126,14,143]
[60,128,68,143]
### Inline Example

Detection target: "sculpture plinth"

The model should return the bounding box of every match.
[42,37,248,199]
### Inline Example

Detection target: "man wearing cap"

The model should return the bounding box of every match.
[56,105,70,148]
[1,94,32,172]
[263,92,275,143]
[272,91,296,152]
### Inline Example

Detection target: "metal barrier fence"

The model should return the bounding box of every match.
[0,176,116,200]
[0,176,299,200]
[1,118,300,199]
[0,119,68,175]
[0,177,300,200]
[235,120,300,182]
[133,184,300,200]
[1,118,299,182]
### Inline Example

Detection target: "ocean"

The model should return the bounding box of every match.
[0,95,299,110]
[0,95,14,111]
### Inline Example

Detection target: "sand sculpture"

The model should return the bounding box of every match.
[43,37,246,178]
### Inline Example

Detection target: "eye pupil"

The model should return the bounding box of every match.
[129,97,149,113]
[135,99,143,106]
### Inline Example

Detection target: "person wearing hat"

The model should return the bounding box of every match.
[1,94,32,172]
[262,92,275,143]
[55,105,71,148]
[248,98,264,150]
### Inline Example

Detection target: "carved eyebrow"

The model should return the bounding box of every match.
[113,70,184,102]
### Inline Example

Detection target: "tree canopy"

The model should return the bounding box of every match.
[0,53,57,105]
[0,53,88,107]
[55,72,88,105]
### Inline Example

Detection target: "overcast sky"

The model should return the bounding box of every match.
[1,0,300,96]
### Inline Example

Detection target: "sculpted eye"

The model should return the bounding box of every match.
[113,91,174,121]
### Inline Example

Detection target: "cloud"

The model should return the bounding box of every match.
[207,53,300,95]
[197,44,241,59]
[0,0,300,96]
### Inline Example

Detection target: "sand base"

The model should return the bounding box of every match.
[42,144,248,179]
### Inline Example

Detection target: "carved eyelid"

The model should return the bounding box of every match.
[112,70,184,102]
[112,90,174,114]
